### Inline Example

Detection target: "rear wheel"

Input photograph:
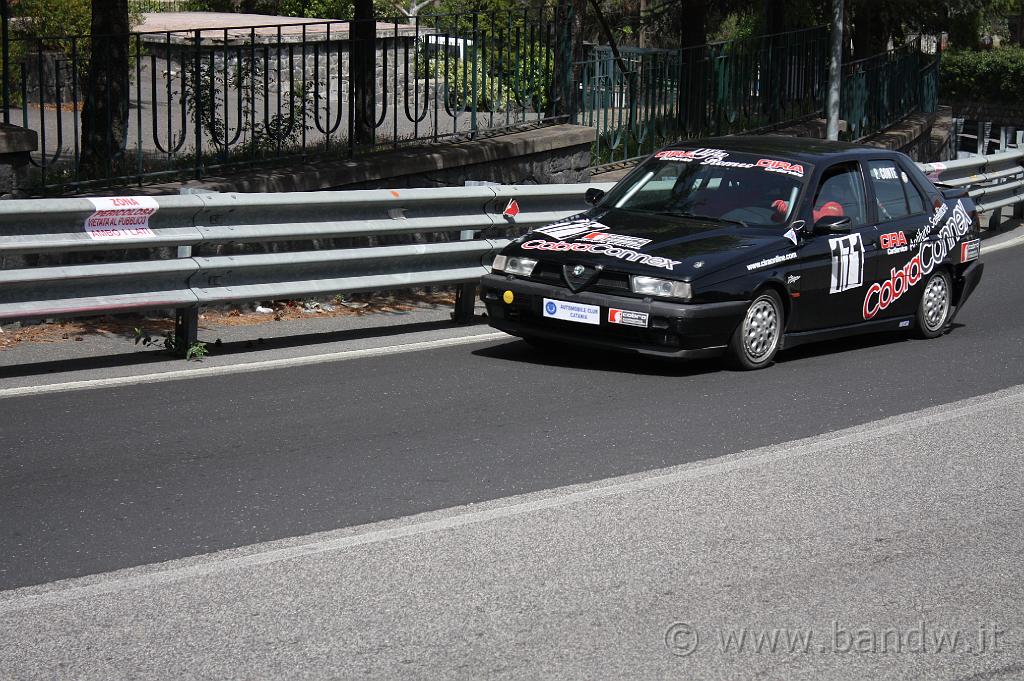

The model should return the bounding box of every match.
[914,269,952,339]
[727,290,783,370]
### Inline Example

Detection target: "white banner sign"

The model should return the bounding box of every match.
[84,196,159,240]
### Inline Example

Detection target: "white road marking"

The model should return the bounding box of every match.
[982,231,1024,255]
[3,383,1022,613]
[0,332,508,400]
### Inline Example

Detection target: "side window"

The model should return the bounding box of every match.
[813,162,867,227]
[868,159,926,221]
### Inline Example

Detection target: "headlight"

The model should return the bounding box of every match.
[631,275,691,300]
[492,254,537,276]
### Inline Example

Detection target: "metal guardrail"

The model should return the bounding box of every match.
[919,150,1024,225]
[0,183,613,348]
[0,155,1020,352]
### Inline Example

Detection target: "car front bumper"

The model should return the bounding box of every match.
[479,273,748,359]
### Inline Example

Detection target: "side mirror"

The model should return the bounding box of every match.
[813,215,852,235]
[585,188,605,205]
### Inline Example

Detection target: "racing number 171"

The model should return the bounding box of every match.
[829,233,865,294]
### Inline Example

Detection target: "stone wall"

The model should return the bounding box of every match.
[159,124,595,194]
[0,125,39,199]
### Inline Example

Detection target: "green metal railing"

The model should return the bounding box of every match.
[840,38,939,141]
[575,26,830,165]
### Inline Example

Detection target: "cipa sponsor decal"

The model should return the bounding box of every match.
[746,252,797,271]
[880,230,909,254]
[829,233,865,293]
[608,308,649,328]
[521,239,681,271]
[577,231,652,249]
[756,158,805,177]
[960,239,980,263]
[863,201,973,319]
[542,298,600,325]
[534,218,609,240]
[84,196,159,240]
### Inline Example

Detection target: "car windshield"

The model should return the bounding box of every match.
[604,148,811,228]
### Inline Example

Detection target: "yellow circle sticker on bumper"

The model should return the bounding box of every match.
[503,290,515,304]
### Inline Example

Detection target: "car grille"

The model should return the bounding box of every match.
[528,261,632,294]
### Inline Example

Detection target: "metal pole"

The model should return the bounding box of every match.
[2,0,9,124]
[826,0,843,140]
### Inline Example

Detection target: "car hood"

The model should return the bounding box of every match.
[504,208,795,280]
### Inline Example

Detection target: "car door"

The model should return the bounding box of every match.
[861,157,935,321]
[789,160,880,331]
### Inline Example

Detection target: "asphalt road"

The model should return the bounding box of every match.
[1,243,1024,679]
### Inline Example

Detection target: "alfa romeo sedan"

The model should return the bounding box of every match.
[480,137,984,369]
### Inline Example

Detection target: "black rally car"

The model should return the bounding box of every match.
[480,137,984,369]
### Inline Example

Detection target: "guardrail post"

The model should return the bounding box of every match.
[174,243,199,353]
[452,229,477,324]
[175,304,199,353]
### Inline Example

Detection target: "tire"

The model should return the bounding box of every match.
[726,289,784,370]
[913,269,953,339]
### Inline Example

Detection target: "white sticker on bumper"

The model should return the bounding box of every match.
[542,298,600,325]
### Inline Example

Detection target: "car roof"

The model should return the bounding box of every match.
[663,135,897,163]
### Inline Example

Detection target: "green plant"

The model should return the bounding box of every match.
[940,47,1024,104]
[425,41,551,114]
[133,327,209,360]
[180,53,316,158]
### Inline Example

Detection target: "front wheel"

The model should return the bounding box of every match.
[914,270,953,339]
[726,290,784,370]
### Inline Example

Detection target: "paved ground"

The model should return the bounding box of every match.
[0,233,1023,678]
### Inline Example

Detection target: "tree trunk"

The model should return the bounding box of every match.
[351,0,376,148]
[547,0,585,120]
[764,0,785,34]
[850,0,888,59]
[79,0,129,179]
[679,0,706,47]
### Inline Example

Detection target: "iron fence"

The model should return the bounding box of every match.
[840,38,939,141]
[1,9,567,193]
[575,26,830,165]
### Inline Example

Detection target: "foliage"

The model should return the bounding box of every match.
[5,0,144,103]
[133,327,209,360]
[427,42,551,113]
[15,0,92,43]
[940,47,1024,104]
[180,53,315,156]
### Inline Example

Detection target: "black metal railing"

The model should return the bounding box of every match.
[841,38,940,141]
[2,9,567,192]
[576,26,830,164]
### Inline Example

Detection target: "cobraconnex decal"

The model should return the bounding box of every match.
[521,239,681,271]
[746,252,797,271]
[863,201,972,319]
